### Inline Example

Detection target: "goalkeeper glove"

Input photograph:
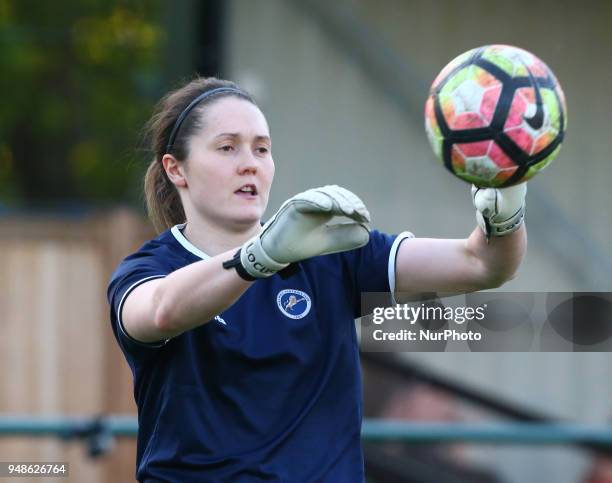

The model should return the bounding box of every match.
[224,185,371,280]
[472,183,527,238]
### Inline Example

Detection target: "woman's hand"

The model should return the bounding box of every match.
[238,185,371,279]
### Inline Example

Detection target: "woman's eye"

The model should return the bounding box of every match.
[219,145,234,152]
[256,147,269,154]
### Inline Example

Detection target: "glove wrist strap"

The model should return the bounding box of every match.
[478,205,525,237]
[222,249,257,281]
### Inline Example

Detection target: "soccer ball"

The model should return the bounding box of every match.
[424,45,567,188]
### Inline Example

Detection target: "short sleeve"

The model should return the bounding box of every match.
[343,229,413,317]
[107,254,171,356]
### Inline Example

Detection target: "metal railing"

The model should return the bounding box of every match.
[2,415,612,445]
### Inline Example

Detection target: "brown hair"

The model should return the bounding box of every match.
[143,77,255,233]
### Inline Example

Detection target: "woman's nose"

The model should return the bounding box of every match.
[237,151,258,175]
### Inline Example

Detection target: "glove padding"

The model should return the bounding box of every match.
[240,185,371,278]
[472,183,527,238]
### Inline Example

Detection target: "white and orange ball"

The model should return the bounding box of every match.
[424,45,567,188]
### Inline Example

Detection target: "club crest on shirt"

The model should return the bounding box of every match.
[277,289,311,319]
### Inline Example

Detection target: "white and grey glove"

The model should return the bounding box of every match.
[224,185,371,280]
[472,183,527,238]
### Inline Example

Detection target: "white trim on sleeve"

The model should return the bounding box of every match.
[116,275,168,348]
[171,224,211,260]
[388,231,414,302]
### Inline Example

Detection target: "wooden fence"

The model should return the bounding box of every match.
[0,208,154,483]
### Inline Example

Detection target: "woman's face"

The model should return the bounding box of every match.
[182,96,275,230]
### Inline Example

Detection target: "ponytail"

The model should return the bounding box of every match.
[144,158,185,233]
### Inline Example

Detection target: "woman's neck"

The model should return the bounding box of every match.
[182,216,262,257]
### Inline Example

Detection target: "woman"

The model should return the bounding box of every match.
[107,77,527,482]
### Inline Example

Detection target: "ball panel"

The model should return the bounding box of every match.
[426,126,444,160]
[532,130,558,155]
[542,89,562,131]
[424,96,437,126]
[452,112,486,130]
[479,85,502,123]
[490,168,517,187]
[451,145,466,172]
[456,141,491,158]
[526,59,548,77]
[457,173,488,186]
[451,76,486,115]
[500,45,538,76]
[439,99,456,126]
[439,66,471,99]
[425,97,444,160]
[555,84,568,127]
[474,67,501,88]
[512,63,529,77]
[504,90,529,129]
[450,150,487,186]
[521,145,561,182]
[505,127,535,154]
[480,46,517,76]
[441,68,490,130]
[432,48,477,88]
[464,156,504,183]
[503,86,562,157]
[451,147,517,188]
[489,142,520,169]
[518,86,536,105]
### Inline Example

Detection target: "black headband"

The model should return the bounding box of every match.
[165,86,244,154]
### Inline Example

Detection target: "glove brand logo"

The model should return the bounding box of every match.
[246,250,274,275]
[277,289,312,319]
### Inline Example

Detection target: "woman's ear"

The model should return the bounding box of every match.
[162,154,188,188]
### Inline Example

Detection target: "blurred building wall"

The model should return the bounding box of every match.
[225,1,612,482]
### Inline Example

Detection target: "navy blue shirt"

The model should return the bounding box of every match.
[107,224,412,482]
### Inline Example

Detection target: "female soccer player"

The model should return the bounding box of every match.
[107,77,526,482]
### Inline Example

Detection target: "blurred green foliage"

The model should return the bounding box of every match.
[0,0,165,206]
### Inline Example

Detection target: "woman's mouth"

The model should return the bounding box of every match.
[235,184,258,198]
